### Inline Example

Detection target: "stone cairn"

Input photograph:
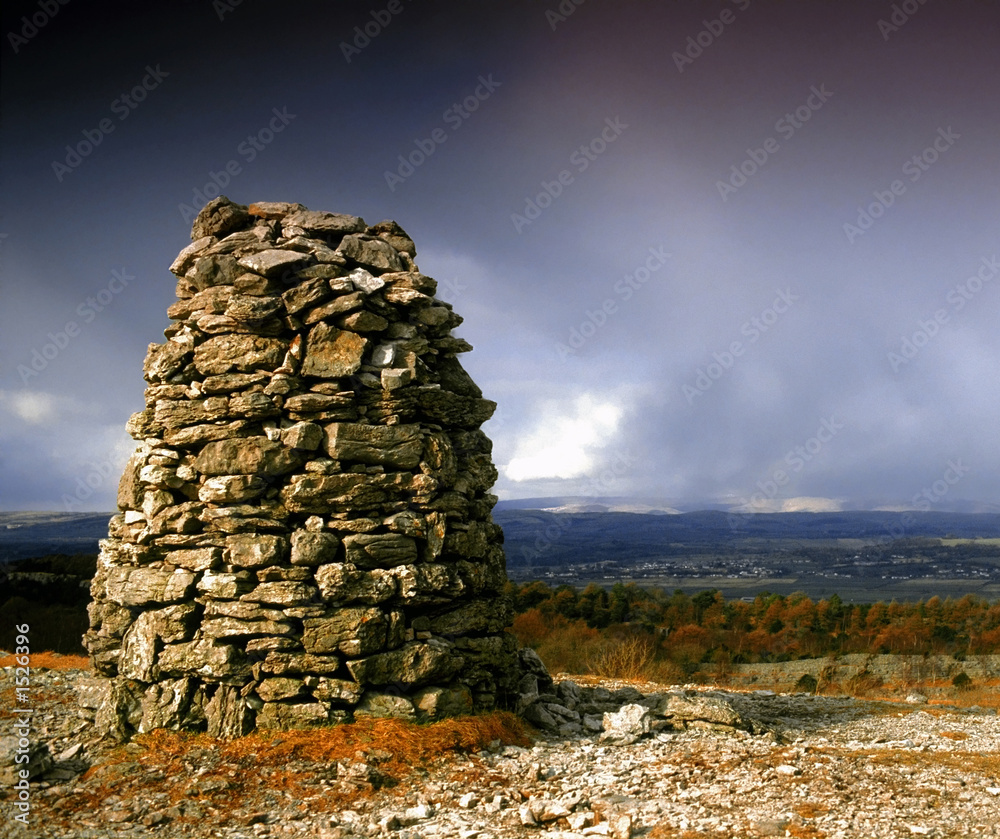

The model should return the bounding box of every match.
[84,197,521,740]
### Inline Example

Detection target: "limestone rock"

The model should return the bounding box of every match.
[324,422,423,468]
[191,196,250,240]
[600,704,653,745]
[301,323,367,378]
[195,437,301,476]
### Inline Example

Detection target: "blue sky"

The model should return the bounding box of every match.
[1,0,999,513]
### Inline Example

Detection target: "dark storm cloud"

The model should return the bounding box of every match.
[1,0,998,511]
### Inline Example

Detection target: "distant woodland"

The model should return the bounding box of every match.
[507,580,1000,679]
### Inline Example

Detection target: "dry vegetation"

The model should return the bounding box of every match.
[0,650,91,670]
[51,713,532,828]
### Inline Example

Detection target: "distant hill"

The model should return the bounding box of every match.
[494,508,1000,567]
[0,512,112,563]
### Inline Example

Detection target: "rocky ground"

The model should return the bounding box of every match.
[3,662,1000,839]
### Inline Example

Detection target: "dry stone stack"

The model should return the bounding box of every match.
[84,197,519,740]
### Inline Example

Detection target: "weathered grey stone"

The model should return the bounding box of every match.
[205,685,252,738]
[301,323,366,378]
[228,392,279,419]
[240,581,318,607]
[202,615,297,639]
[413,686,473,720]
[185,255,243,291]
[281,208,365,236]
[355,691,416,720]
[104,566,196,607]
[117,451,145,510]
[280,421,324,450]
[197,569,255,599]
[144,341,192,381]
[338,310,388,332]
[158,639,250,681]
[199,474,268,503]
[170,235,215,276]
[324,422,423,468]
[658,692,749,731]
[342,532,418,568]
[303,291,362,324]
[281,276,331,314]
[163,420,249,448]
[256,677,305,702]
[191,196,250,240]
[256,701,328,730]
[428,599,512,636]
[301,608,393,656]
[238,249,312,278]
[313,677,363,704]
[367,220,417,257]
[347,641,465,688]
[195,436,301,476]
[600,704,653,745]
[118,604,197,681]
[194,334,288,375]
[225,533,288,567]
[338,234,403,271]
[138,678,196,734]
[290,531,340,566]
[260,653,343,677]
[315,563,397,604]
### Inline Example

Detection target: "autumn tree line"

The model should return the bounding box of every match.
[506,581,1000,679]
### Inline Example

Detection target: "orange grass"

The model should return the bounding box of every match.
[130,711,531,775]
[0,650,91,670]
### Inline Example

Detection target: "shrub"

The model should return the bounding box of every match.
[588,634,656,681]
[795,673,819,694]
[952,671,973,691]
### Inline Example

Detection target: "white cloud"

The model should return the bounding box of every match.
[0,389,60,424]
[504,393,624,482]
[0,389,103,426]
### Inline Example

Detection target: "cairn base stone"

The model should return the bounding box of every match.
[84,197,520,739]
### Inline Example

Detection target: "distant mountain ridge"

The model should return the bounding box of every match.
[0,512,111,563]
